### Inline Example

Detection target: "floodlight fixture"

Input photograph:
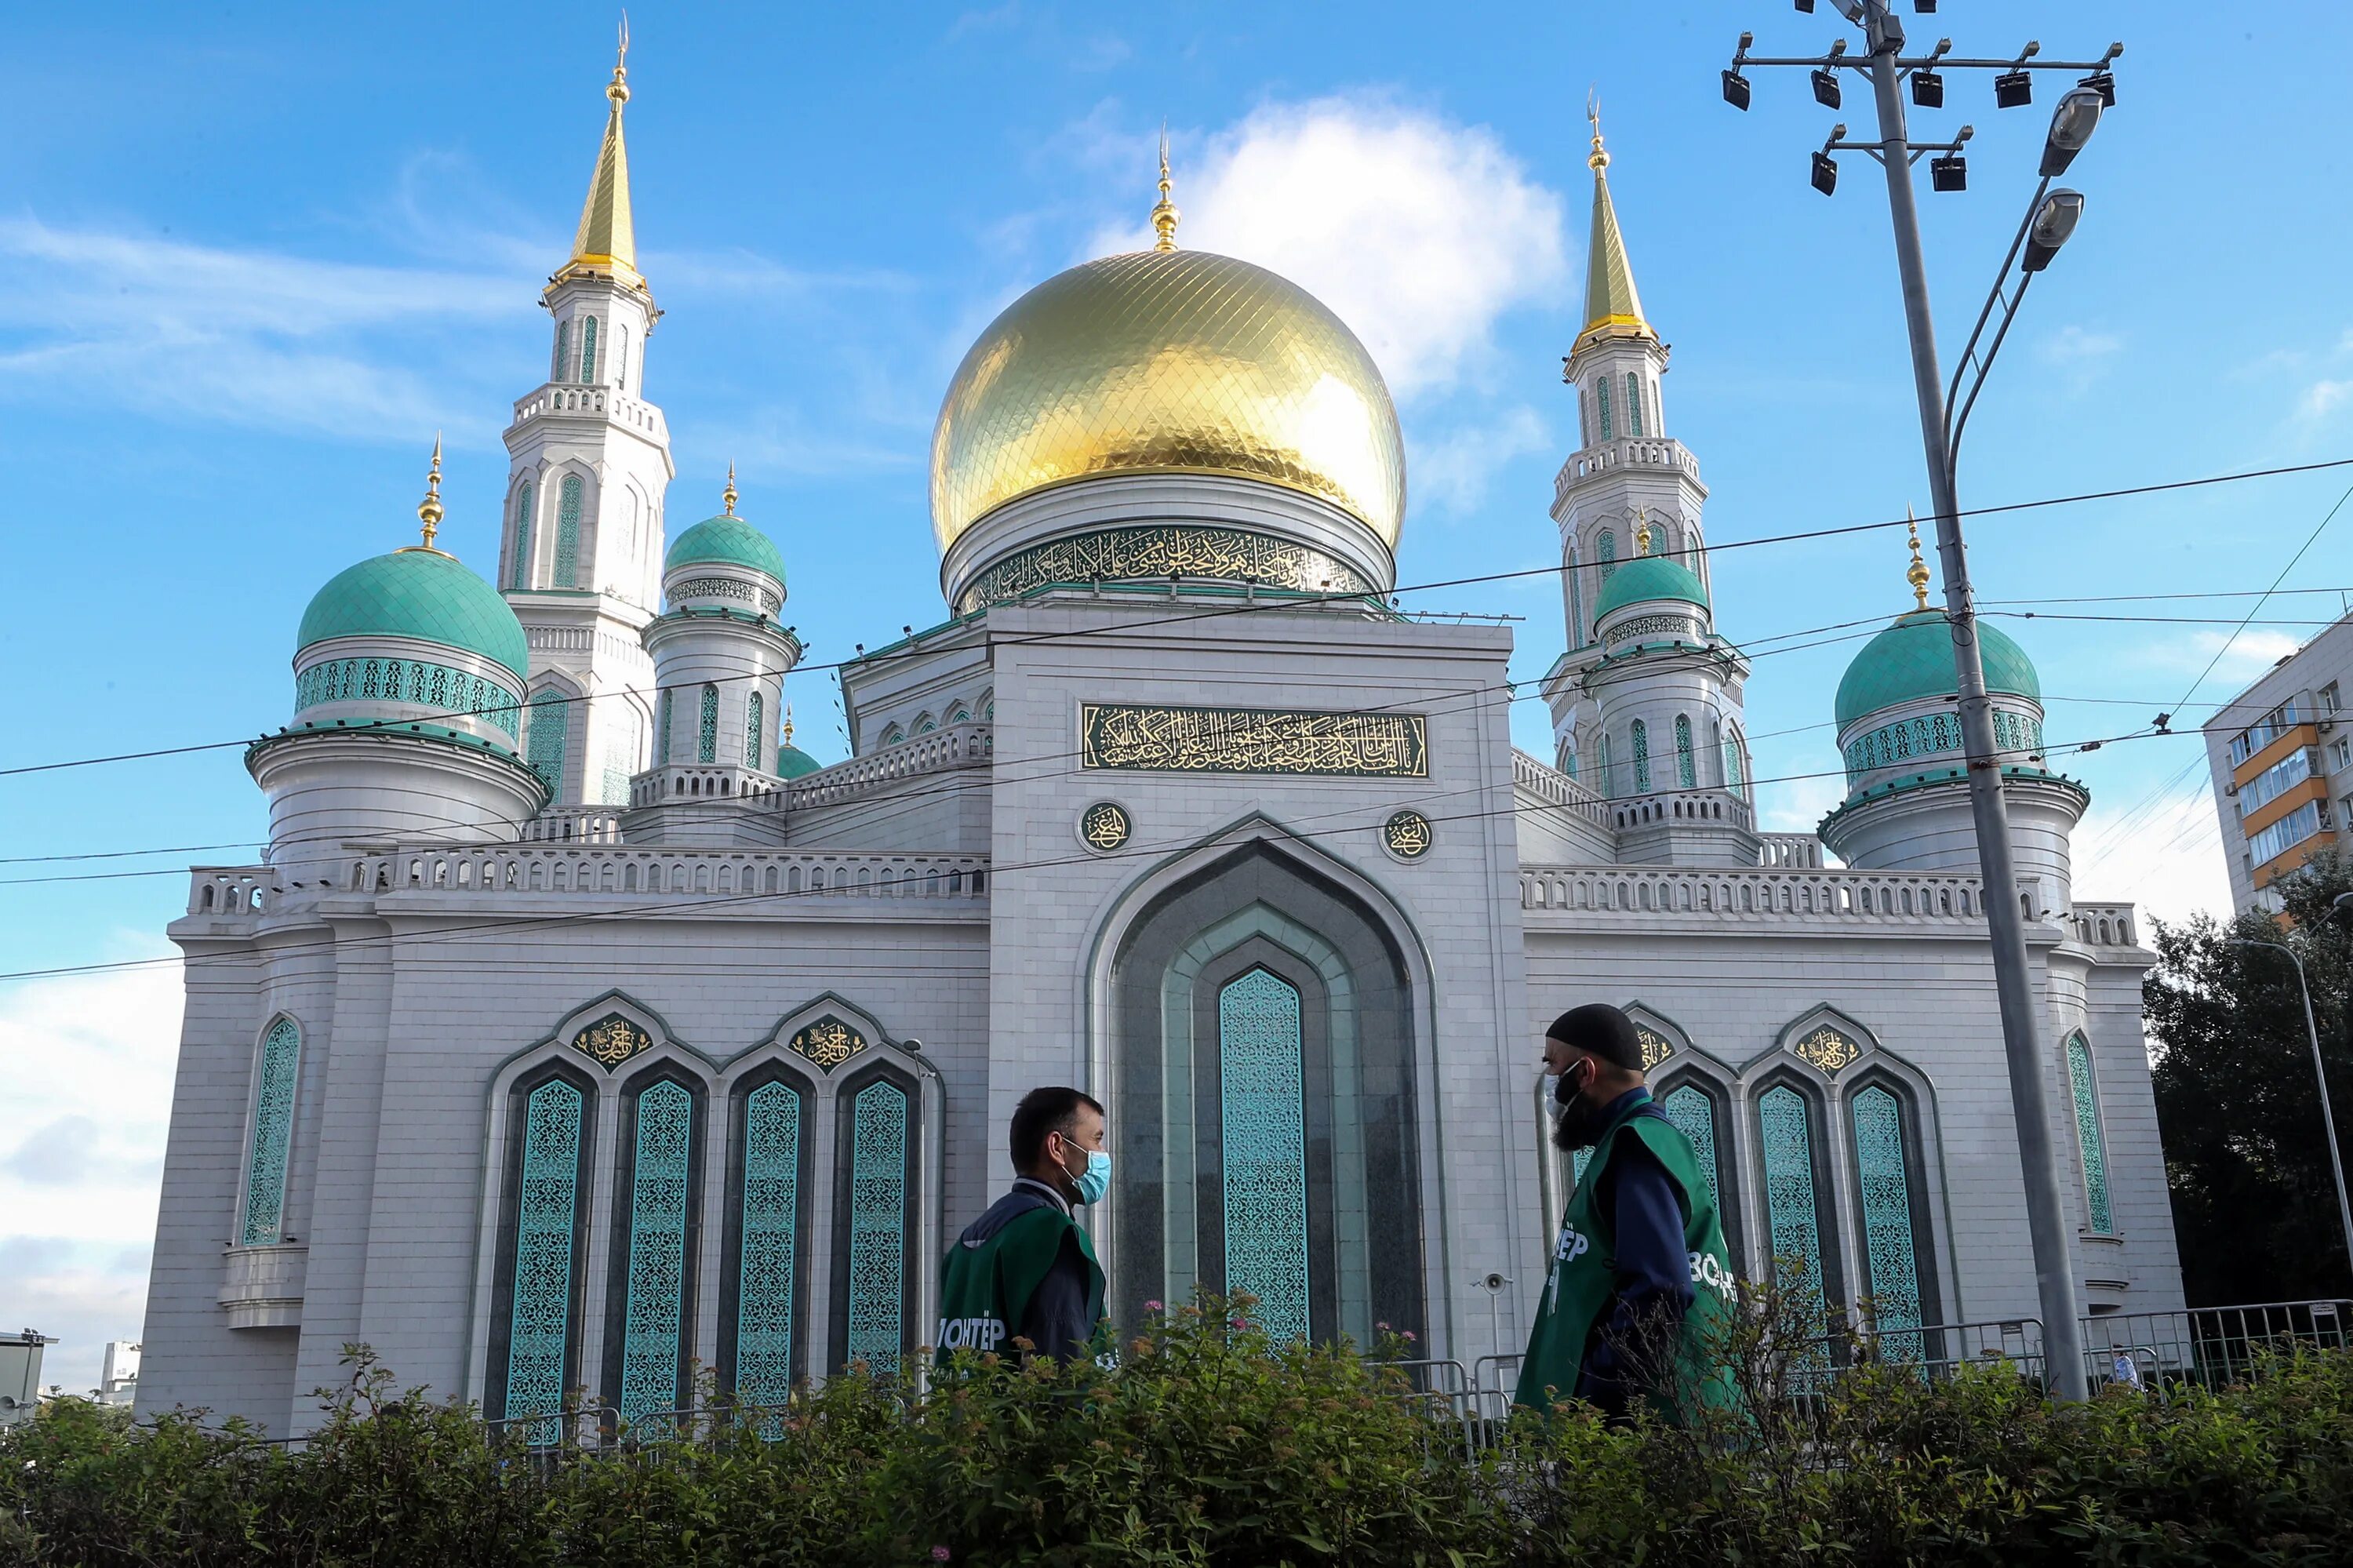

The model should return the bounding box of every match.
[2020,187,2083,272]
[1915,0,1937,11]
[1930,154,1966,191]
[1994,70,2031,107]
[1795,0,1814,11]
[1811,150,1839,195]
[1912,68,1944,107]
[1813,66,1842,107]
[1723,68,1753,110]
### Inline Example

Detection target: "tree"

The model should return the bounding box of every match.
[2144,851,2353,1304]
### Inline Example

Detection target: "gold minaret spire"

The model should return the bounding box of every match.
[1573,88,1655,355]
[554,16,643,294]
[1905,508,1932,611]
[1151,128,1180,252]
[403,434,448,555]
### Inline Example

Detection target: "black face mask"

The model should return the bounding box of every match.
[1552,1060,1608,1151]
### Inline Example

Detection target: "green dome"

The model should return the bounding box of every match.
[776,743,822,779]
[1595,555,1710,620]
[1835,609,2041,731]
[296,548,529,678]
[666,514,787,588]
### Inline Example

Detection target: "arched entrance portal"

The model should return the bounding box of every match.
[1108,842,1424,1344]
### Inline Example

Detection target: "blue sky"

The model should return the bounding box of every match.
[5,0,2348,1391]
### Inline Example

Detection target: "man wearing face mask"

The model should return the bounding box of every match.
[1516,1003,1736,1420]
[936,1086,1110,1364]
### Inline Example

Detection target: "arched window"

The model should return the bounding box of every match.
[727,1076,807,1406]
[1755,1084,1838,1314]
[1722,728,1749,801]
[493,1072,591,1441]
[656,689,673,766]
[241,1018,301,1244]
[1597,375,1614,442]
[836,1073,915,1372]
[747,691,765,768]
[553,320,570,383]
[1597,733,1613,799]
[1661,1082,1723,1210]
[609,1075,697,1431]
[555,475,584,588]
[911,713,937,735]
[2066,1035,2114,1233]
[697,684,719,764]
[1849,1083,1933,1359]
[1567,544,1585,643]
[1559,735,1578,780]
[527,690,570,800]
[1625,373,1644,438]
[1675,714,1696,789]
[580,317,600,384]
[601,705,639,806]
[510,482,535,590]
[1631,719,1651,794]
[1219,967,1312,1344]
[1598,529,1617,580]
[615,324,628,391]
[880,724,904,748]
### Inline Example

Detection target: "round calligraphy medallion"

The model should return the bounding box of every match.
[1079,800,1132,853]
[1381,809,1434,860]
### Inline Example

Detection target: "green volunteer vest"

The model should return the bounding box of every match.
[936,1199,1105,1362]
[1516,1096,1737,1419]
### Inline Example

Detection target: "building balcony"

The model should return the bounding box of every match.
[219,1243,307,1330]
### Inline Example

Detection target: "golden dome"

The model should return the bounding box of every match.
[929,249,1406,555]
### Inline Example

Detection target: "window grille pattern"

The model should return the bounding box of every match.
[616,324,628,391]
[601,706,637,806]
[527,691,569,799]
[1571,1145,1592,1188]
[1597,734,1613,800]
[1675,714,1697,788]
[1758,1086,1827,1309]
[580,316,599,384]
[241,1018,301,1243]
[1661,1085,1721,1210]
[618,1081,693,1429]
[657,690,672,766]
[1597,377,1613,442]
[1849,1086,1925,1359]
[295,658,520,737]
[1598,529,1617,579]
[1842,711,2048,783]
[1218,968,1311,1344]
[845,1081,909,1370]
[1602,613,1697,647]
[505,1079,584,1442]
[553,320,569,382]
[1631,720,1651,793]
[555,475,583,588]
[511,482,535,588]
[697,684,719,764]
[735,1082,802,1407]
[2067,1036,2113,1232]
[1625,373,1643,438]
[1723,737,1747,799]
[747,692,764,767]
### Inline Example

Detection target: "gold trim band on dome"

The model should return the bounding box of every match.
[955,524,1378,614]
[1080,702,1427,778]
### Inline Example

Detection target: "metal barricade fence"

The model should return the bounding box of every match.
[2076,1299,2353,1392]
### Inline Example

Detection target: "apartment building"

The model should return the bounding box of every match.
[2202,614,2353,911]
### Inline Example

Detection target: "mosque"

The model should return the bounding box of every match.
[139,53,2181,1434]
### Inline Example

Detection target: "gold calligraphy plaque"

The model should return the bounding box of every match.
[1382,809,1433,860]
[571,1013,653,1071]
[1635,1027,1673,1071]
[1080,703,1427,779]
[789,1017,868,1072]
[1793,1026,1860,1075]
[1080,801,1132,852]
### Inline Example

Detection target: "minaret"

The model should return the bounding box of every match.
[1539,104,1755,865]
[500,22,675,813]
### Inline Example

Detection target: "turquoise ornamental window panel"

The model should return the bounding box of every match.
[845,1080,911,1370]
[735,1082,802,1409]
[1675,714,1697,789]
[1661,1085,1721,1210]
[1724,737,1747,799]
[657,689,673,766]
[616,324,628,391]
[528,691,569,799]
[697,685,719,764]
[1219,968,1311,1344]
[1598,529,1617,580]
[1597,733,1613,800]
[240,1019,301,1244]
[1625,373,1643,438]
[1570,1145,1592,1189]
[1758,1086,1827,1311]
[554,320,569,382]
[1597,376,1613,442]
[298,658,521,737]
[1631,720,1651,794]
[555,475,584,588]
[580,316,599,384]
[1849,1086,1926,1361]
[2068,1036,2114,1232]
[618,1081,693,1430]
[747,692,764,768]
[511,482,535,589]
[506,1079,584,1443]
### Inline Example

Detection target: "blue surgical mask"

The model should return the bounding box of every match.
[1075,1149,1112,1206]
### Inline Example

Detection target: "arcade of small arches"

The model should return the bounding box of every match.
[1561,711,1750,804]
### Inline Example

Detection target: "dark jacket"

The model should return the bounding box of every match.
[1575,1088,1700,1413]
[953,1176,1096,1359]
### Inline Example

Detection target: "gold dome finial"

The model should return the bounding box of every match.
[1151,127,1180,252]
[1634,504,1652,556]
[609,12,631,104]
[722,462,738,516]
[783,702,795,745]
[400,434,450,555]
[1587,88,1609,171]
[1905,508,1932,610]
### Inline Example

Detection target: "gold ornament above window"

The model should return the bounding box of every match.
[789,1017,868,1072]
[1635,1026,1674,1070]
[571,1013,653,1071]
[1793,1026,1861,1075]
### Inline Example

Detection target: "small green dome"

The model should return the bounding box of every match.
[1835,609,2041,731]
[296,548,529,678]
[1595,555,1710,620]
[775,743,822,779]
[666,513,787,588]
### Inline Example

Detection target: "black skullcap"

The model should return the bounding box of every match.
[1546,1003,1644,1071]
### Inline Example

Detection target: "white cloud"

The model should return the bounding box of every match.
[1087,96,1568,398]
[1411,406,1550,515]
[1758,767,1845,836]
[2036,325,2122,394]
[2302,379,2353,420]
[2074,784,2233,930]
[2126,626,2304,683]
[0,950,184,1395]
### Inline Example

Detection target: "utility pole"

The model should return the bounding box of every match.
[1721,0,2123,1401]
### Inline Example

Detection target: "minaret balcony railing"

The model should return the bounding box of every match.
[1554,435,1701,506]
[1608,786,1755,836]
[1510,750,1612,828]
[509,384,667,441]
[1520,864,1985,922]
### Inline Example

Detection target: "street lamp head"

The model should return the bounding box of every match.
[2021,188,2084,272]
[2040,85,2105,176]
